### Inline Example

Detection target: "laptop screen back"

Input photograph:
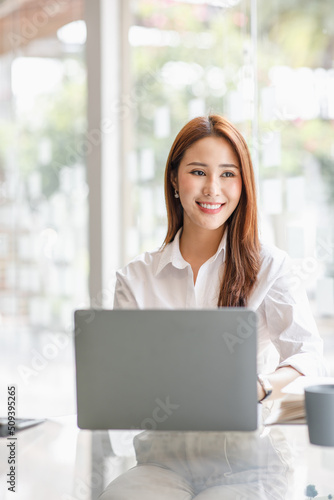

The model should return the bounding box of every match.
[74,309,258,432]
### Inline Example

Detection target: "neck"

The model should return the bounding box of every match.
[180,224,225,266]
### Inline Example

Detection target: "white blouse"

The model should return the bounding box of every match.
[114,229,327,376]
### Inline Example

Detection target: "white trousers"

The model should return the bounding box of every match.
[99,427,292,500]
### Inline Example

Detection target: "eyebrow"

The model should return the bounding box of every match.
[186,161,239,169]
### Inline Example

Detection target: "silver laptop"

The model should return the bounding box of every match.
[74,309,258,432]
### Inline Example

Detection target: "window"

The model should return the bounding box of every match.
[257,2,334,326]
[0,2,88,334]
[0,0,87,415]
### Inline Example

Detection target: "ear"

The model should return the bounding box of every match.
[170,171,178,191]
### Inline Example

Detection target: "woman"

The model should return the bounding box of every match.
[101,115,327,500]
[114,114,326,398]
[101,115,325,500]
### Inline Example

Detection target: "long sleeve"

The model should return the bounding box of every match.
[262,256,328,377]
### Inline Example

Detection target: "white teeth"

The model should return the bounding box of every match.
[199,203,222,209]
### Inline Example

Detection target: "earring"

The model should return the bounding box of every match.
[174,189,179,199]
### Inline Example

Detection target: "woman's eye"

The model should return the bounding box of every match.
[191,170,205,176]
[221,171,234,178]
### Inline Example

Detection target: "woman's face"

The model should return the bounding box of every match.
[172,136,242,235]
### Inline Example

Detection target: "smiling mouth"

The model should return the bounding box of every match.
[197,202,224,210]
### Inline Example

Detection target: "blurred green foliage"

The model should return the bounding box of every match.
[1,0,333,207]
[1,57,86,199]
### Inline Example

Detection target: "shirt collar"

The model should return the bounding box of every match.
[154,228,227,276]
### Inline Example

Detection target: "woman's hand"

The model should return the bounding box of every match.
[257,366,302,401]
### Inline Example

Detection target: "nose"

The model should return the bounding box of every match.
[203,175,220,197]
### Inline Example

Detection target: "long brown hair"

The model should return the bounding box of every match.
[163,114,261,307]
